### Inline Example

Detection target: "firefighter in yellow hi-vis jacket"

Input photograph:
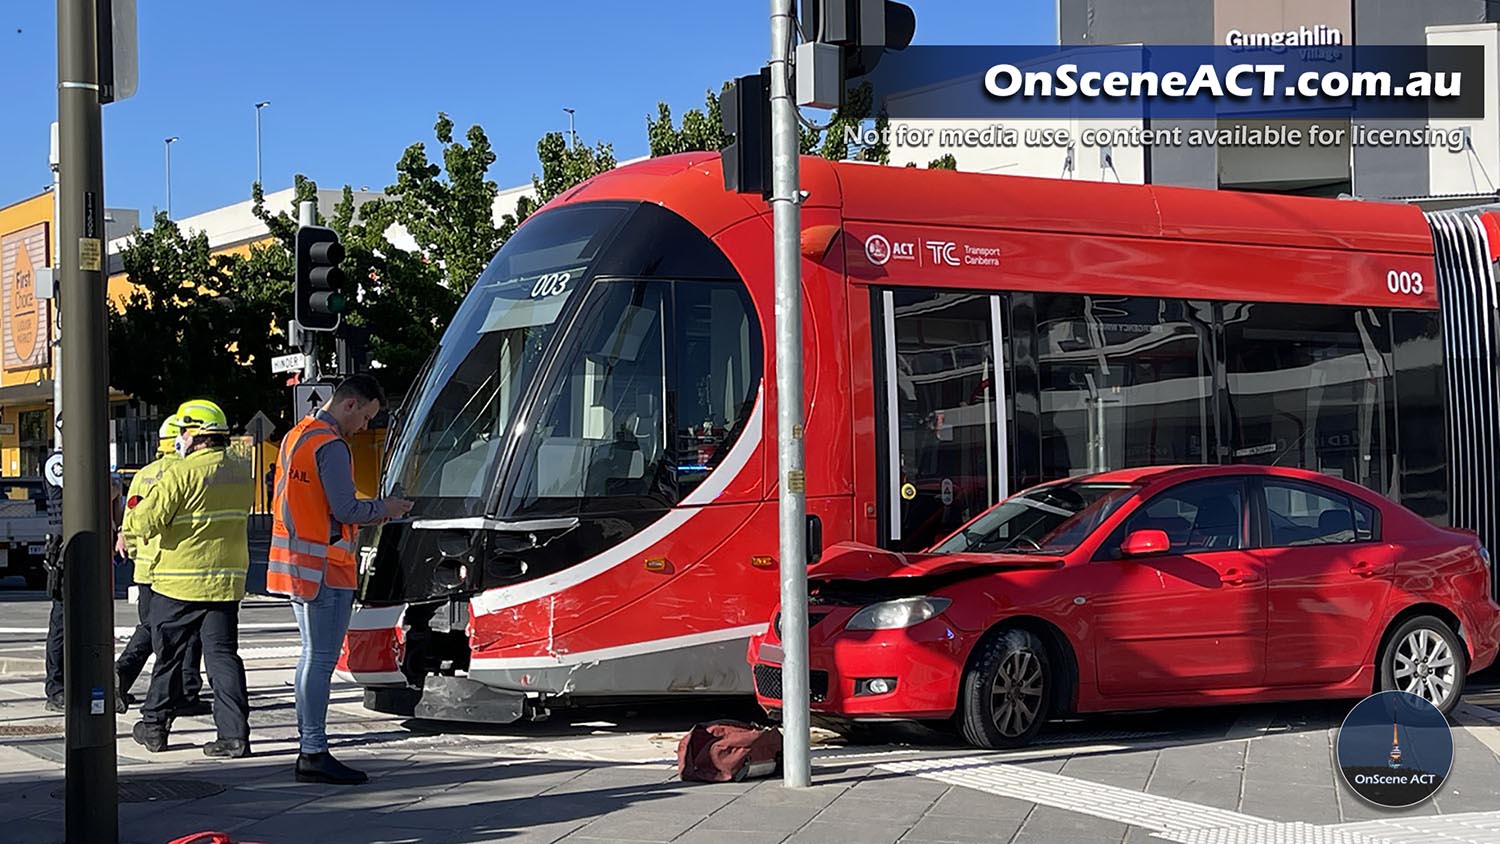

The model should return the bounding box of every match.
[127,399,255,758]
[114,414,210,714]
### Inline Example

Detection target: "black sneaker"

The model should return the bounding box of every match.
[131,721,168,753]
[295,751,368,785]
[203,738,250,758]
[44,695,63,713]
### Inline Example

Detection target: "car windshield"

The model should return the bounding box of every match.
[931,482,1136,555]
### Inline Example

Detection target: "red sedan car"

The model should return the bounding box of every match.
[748,465,1500,748]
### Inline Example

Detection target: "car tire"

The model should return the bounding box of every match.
[1379,615,1467,715]
[958,627,1053,749]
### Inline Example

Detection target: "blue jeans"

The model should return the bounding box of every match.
[291,586,354,754]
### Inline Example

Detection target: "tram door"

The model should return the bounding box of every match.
[874,289,1012,552]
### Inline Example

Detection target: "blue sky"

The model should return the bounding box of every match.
[1,1,1055,222]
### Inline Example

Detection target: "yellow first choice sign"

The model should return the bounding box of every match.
[0,223,50,372]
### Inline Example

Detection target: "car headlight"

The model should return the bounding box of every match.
[845,597,952,630]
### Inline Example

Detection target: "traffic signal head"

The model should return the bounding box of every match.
[294,224,346,332]
[800,0,916,85]
[720,66,772,197]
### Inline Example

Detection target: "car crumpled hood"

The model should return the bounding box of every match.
[808,541,1060,585]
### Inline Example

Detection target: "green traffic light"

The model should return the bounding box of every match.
[310,290,348,314]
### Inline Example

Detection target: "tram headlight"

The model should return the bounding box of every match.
[846,597,951,630]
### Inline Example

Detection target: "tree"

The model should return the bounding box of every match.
[108,213,287,428]
[648,85,732,156]
[928,154,959,170]
[501,130,617,240]
[374,113,504,296]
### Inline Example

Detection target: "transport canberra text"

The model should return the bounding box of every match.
[983,63,1462,101]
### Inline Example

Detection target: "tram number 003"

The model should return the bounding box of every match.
[531,272,572,298]
[1386,270,1425,296]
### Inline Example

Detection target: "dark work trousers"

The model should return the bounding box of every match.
[44,599,63,700]
[116,584,205,699]
[141,594,250,741]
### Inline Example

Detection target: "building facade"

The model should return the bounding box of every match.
[891,1,1500,203]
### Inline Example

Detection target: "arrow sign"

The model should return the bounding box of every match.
[244,411,275,442]
[271,352,307,374]
[294,382,335,419]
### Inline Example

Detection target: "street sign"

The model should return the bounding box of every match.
[44,452,63,488]
[294,382,335,419]
[271,352,307,374]
[245,411,275,442]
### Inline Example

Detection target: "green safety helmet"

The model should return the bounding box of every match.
[176,399,230,435]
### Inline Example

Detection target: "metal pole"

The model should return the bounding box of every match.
[563,107,575,148]
[298,200,320,385]
[50,124,62,453]
[57,0,118,839]
[255,101,269,188]
[163,136,176,218]
[770,0,810,789]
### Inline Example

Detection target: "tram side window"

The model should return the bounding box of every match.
[672,282,762,495]
[1391,309,1447,522]
[1222,303,1393,495]
[1035,295,1214,481]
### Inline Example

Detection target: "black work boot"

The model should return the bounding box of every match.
[203,738,250,758]
[295,751,368,785]
[44,694,63,713]
[131,721,168,752]
[173,699,213,717]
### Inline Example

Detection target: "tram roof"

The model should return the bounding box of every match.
[553,152,1437,257]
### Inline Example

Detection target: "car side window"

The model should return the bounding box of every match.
[1262,481,1376,546]
[1100,478,1245,558]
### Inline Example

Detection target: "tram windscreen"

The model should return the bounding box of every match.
[383,205,629,514]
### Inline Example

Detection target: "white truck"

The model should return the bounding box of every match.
[0,478,54,590]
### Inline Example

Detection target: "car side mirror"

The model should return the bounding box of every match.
[1121,529,1170,557]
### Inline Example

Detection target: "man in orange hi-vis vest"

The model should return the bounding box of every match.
[268,374,412,785]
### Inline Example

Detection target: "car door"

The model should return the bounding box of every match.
[1090,477,1268,697]
[1255,478,1395,688]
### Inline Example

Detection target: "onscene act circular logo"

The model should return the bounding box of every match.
[1336,691,1453,808]
[864,234,892,265]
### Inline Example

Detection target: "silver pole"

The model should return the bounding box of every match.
[298,199,320,385]
[770,0,810,789]
[255,101,269,188]
[163,136,176,219]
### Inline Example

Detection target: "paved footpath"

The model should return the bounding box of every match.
[3,599,1500,843]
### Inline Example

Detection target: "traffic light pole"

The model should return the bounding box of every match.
[770,0,811,789]
[57,0,119,840]
[298,200,320,383]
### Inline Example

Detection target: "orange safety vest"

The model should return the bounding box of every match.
[267,415,359,600]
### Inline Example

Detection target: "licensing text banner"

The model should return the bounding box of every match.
[860,46,1485,121]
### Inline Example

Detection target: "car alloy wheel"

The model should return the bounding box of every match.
[1380,615,1466,715]
[990,649,1045,738]
[959,627,1054,749]
[1394,627,1457,705]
